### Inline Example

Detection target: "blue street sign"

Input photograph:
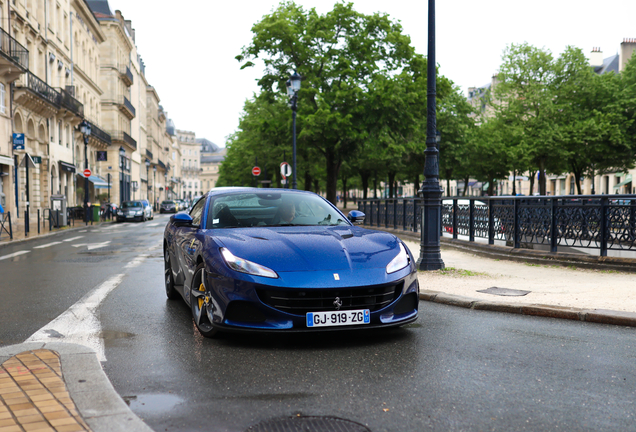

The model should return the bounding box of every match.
[12,133,25,150]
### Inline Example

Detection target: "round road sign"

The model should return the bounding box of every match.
[280,162,292,177]
[83,169,92,177]
[252,166,261,176]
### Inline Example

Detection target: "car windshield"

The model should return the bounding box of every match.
[162,201,174,205]
[122,201,141,208]
[206,191,350,228]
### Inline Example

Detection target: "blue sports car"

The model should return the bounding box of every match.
[163,187,419,337]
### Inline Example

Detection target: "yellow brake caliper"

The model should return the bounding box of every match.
[198,283,206,310]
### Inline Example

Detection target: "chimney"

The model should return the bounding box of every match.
[589,47,603,68]
[620,38,636,72]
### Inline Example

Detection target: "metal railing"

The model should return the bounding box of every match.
[0,211,12,240]
[22,71,61,106]
[357,195,636,257]
[110,131,137,149]
[0,27,28,70]
[120,65,133,85]
[86,120,111,146]
[59,88,84,117]
[145,148,153,160]
[122,96,136,117]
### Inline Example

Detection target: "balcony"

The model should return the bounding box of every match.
[14,71,61,117]
[58,88,84,119]
[86,119,111,146]
[120,65,133,86]
[116,96,136,119]
[145,148,153,160]
[0,27,28,80]
[110,131,137,150]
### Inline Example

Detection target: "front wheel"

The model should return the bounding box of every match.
[190,263,219,338]
[164,248,179,300]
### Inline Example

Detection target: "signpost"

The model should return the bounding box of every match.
[252,166,261,176]
[12,133,25,150]
[83,169,92,178]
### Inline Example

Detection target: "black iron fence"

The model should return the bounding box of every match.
[0,27,28,70]
[123,96,136,117]
[357,195,636,257]
[59,88,84,117]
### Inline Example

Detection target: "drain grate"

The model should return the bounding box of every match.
[245,416,371,432]
[477,287,531,296]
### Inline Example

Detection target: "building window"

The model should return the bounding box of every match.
[58,121,62,145]
[0,84,5,114]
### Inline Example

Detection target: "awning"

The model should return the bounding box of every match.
[614,175,632,189]
[0,155,14,166]
[78,173,110,188]
[59,161,76,173]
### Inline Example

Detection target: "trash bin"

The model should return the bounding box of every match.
[92,204,100,222]
[50,194,68,227]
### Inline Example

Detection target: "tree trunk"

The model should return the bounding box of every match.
[373,175,378,199]
[512,170,516,196]
[463,175,469,196]
[387,171,396,198]
[313,179,320,194]
[446,179,451,197]
[574,171,582,195]
[304,171,312,191]
[487,179,495,196]
[413,175,420,195]
[529,170,536,195]
[360,172,370,199]
[539,167,547,196]
[342,174,348,209]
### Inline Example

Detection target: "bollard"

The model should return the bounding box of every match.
[38,209,40,234]
[25,210,28,236]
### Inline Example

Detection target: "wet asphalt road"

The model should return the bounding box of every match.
[2,216,636,431]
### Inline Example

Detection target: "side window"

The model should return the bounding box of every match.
[190,197,206,227]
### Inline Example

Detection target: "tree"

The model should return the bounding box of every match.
[236,1,418,204]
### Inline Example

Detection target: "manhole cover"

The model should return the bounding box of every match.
[477,287,531,296]
[245,416,371,432]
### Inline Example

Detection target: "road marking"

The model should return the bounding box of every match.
[0,250,30,261]
[26,274,125,362]
[125,254,148,268]
[146,223,160,227]
[79,230,87,232]
[63,236,84,242]
[72,241,111,250]
[33,241,63,249]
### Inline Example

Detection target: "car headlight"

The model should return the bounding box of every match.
[386,243,410,274]
[135,210,142,215]
[117,210,123,215]
[220,247,278,279]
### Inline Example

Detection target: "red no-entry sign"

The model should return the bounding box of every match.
[83,169,92,177]
[252,166,261,176]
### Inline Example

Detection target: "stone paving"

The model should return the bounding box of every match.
[0,350,90,432]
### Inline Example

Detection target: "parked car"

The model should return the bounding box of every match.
[117,200,152,222]
[163,187,419,338]
[160,200,178,214]
[140,199,154,220]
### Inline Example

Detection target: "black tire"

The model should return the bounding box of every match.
[164,248,179,300]
[190,263,220,338]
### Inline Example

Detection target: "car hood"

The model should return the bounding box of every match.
[209,226,402,272]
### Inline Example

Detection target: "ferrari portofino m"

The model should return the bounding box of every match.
[163,188,419,337]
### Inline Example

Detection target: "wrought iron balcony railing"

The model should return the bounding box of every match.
[86,119,111,146]
[58,88,84,117]
[22,71,60,107]
[0,27,28,70]
[123,96,136,117]
[145,148,153,160]
[110,131,137,149]
[120,65,133,86]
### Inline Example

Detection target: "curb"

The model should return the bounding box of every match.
[419,290,636,328]
[0,342,153,432]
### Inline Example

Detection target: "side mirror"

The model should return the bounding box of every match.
[347,210,365,225]
[171,212,194,227]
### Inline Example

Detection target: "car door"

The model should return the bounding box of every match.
[175,196,207,298]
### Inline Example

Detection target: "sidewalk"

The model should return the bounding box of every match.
[0,215,111,248]
[400,238,636,327]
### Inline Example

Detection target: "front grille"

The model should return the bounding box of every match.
[257,282,403,316]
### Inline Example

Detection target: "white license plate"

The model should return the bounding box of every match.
[126,215,134,218]
[306,309,370,327]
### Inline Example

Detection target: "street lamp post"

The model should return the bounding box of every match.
[286,72,301,190]
[79,120,91,225]
[119,146,126,203]
[416,0,445,271]
[153,166,157,211]
[145,159,150,201]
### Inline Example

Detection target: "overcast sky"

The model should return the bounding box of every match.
[107,0,636,148]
